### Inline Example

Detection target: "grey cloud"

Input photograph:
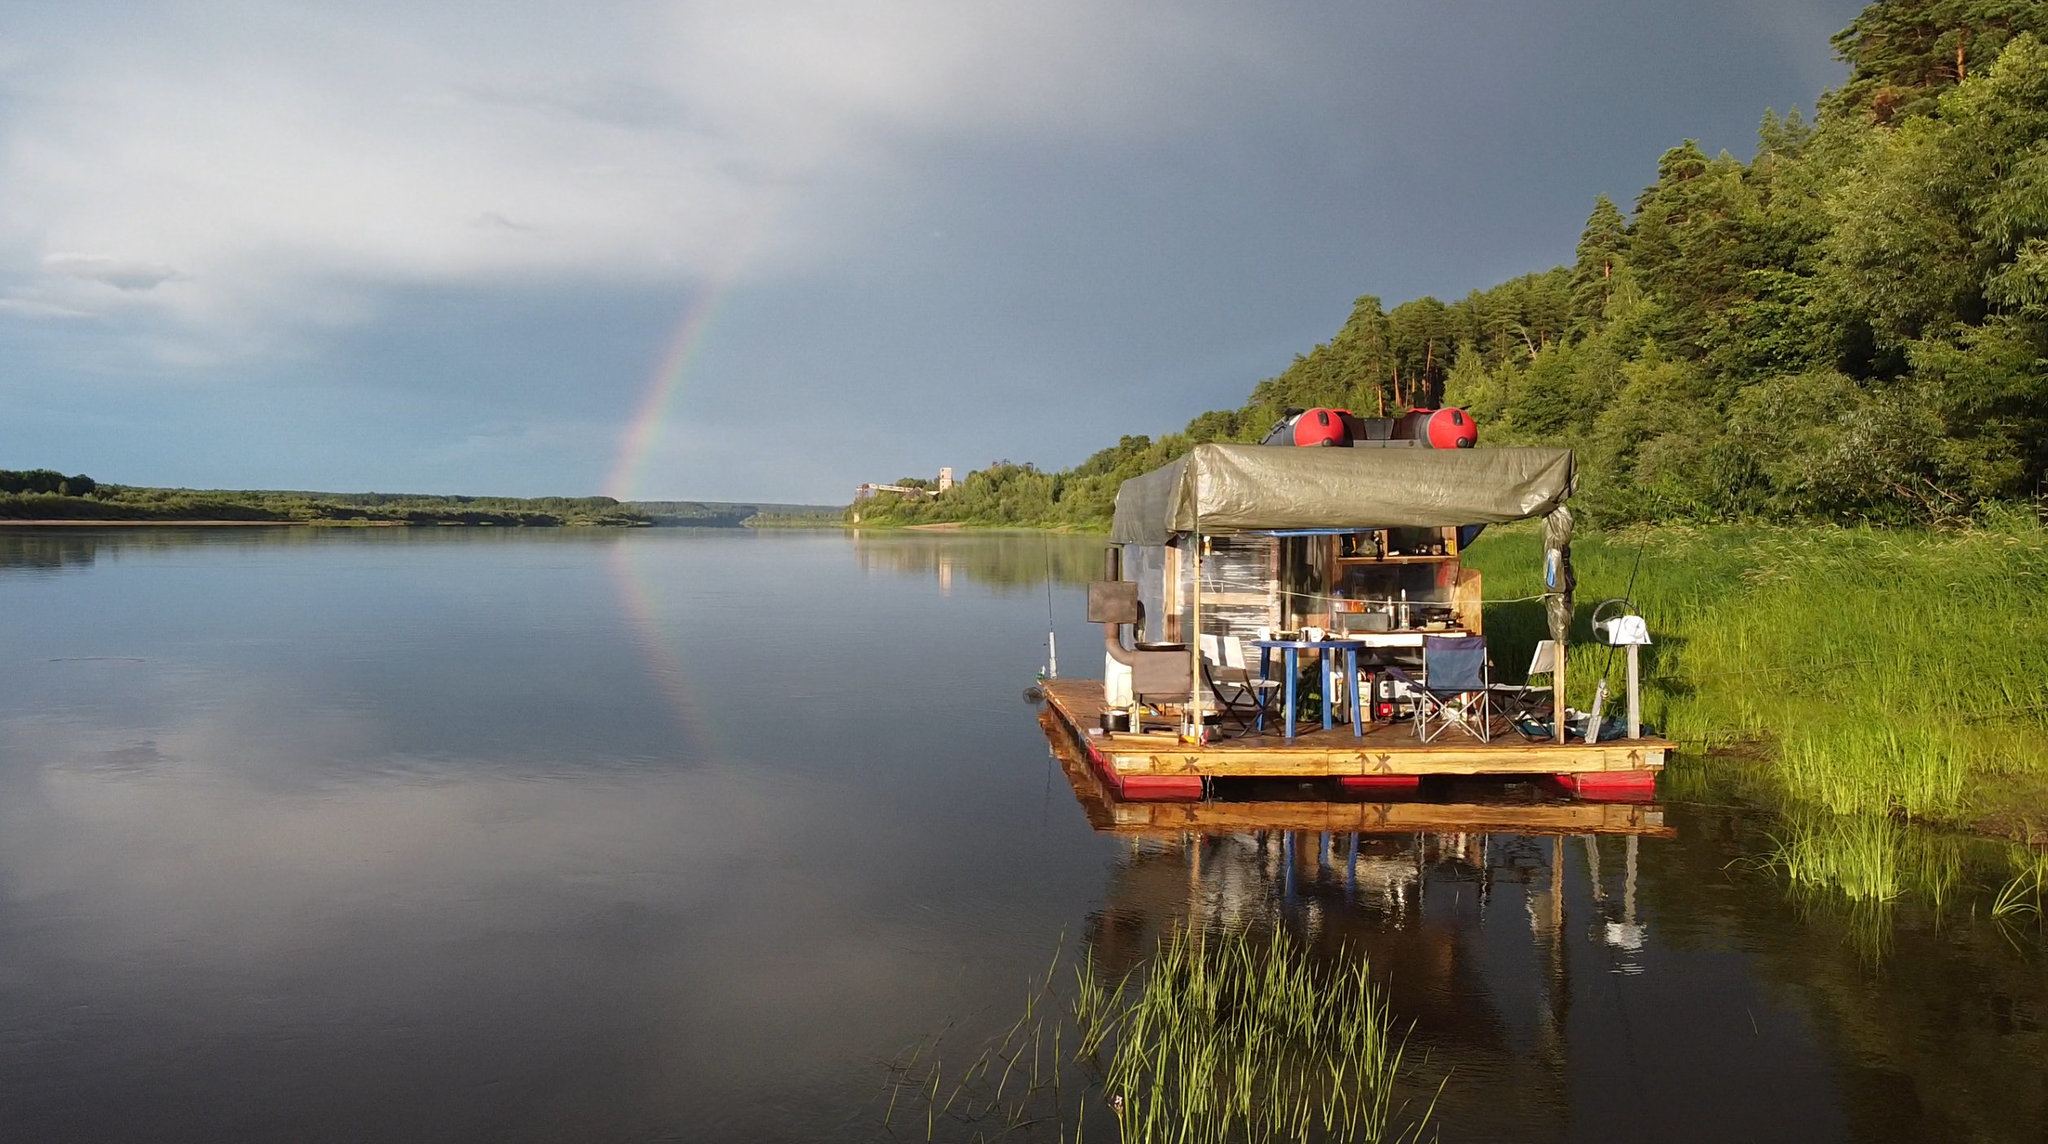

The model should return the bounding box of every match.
[0,296,98,318]
[471,211,538,232]
[42,253,186,292]
[0,0,1871,501]
[462,77,699,132]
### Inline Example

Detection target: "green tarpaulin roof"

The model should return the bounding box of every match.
[1108,443,1576,545]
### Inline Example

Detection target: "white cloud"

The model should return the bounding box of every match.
[0,0,1265,359]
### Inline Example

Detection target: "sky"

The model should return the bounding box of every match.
[0,0,1871,504]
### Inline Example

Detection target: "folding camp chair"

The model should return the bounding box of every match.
[1488,640,1559,740]
[1385,635,1491,743]
[1200,634,1281,735]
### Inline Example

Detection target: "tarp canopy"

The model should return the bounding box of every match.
[1109,443,1576,544]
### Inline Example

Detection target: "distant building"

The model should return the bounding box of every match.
[854,468,953,503]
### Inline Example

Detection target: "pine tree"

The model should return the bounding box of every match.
[1571,196,1631,326]
[1825,0,2048,123]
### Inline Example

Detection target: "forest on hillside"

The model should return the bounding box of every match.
[855,0,2048,529]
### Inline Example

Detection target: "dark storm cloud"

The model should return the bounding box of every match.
[0,0,1866,499]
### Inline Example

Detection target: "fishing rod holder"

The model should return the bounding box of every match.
[1588,598,1651,740]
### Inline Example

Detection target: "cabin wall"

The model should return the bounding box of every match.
[1196,535,1280,641]
[1124,528,1481,647]
[1122,544,1168,643]
[1279,536,1334,631]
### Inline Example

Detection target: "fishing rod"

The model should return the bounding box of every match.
[1043,534,1058,679]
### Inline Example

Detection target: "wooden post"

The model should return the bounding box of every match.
[1452,567,1484,634]
[1553,644,1568,744]
[1189,533,1203,740]
[1625,643,1641,740]
[1162,544,1181,643]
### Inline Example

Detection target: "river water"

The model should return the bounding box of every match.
[0,526,2039,1142]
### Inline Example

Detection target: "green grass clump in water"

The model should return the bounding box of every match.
[1096,927,1424,1144]
[886,927,1435,1143]
[1464,516,2048,827]
[1767,813,1908,903]
[1991,845,2048,923]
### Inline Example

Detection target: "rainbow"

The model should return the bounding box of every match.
[602,198,786,502]
[607,537,716,755]
[602,284,733,501]
[598,197,786,749]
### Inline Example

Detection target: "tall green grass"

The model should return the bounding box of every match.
[885,927,1435,1143]
[1465,515,2048,826]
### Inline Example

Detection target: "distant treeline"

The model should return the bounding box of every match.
[0,473,845,527]
[856,0,2048,529]
[623,500,846,527]
[0,469,97,497]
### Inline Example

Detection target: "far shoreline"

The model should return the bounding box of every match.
[0,519,378,527]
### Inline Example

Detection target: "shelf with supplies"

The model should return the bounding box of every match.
[1332,525,1461,563]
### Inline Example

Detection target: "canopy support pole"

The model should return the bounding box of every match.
[1189,532,1203,741]
[1542,504,1575,746]
[1554,646,1568,745]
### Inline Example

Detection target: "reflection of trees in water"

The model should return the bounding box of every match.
[1639,803,2048,1141]
[849,531,1104,593]
[0,530,103,573]
[0,526,637,578]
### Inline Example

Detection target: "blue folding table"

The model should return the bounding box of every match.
[1250,638,1366,739]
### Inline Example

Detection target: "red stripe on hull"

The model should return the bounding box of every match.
[1339,775,1422,790]
[1551,771,1658,802]
[1077,735,1204,800]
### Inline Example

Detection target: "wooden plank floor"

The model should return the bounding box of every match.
[1041,709,1673,837]
[1042,677,1670,780]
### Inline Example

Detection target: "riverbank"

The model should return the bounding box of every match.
[2,483,846,528]
[1460,517,2048,844]
[845,517,1102,533]
[1,487,650,526]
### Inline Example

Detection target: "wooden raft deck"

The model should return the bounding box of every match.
[1047,726,1670,839]
[1040,677,1670,792]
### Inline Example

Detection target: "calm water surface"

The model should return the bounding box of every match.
[0,527,2040,1142]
